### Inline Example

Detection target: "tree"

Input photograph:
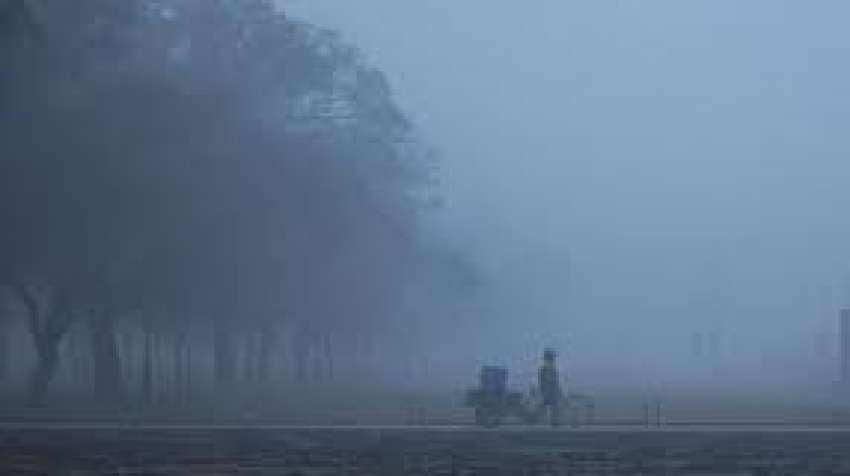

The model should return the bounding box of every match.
[0,0,469,410]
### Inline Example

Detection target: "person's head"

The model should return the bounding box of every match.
[543,347,556,363]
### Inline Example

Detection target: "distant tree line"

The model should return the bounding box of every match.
[0,0,476,412]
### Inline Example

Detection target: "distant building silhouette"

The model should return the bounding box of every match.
[691,332,704,358]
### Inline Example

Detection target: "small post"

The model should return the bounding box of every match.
[655,397,662,427]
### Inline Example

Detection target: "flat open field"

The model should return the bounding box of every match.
[3,426,850,475]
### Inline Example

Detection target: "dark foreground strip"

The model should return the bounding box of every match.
[3,427,850,474]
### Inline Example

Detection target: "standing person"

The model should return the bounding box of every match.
[538,347,563,426]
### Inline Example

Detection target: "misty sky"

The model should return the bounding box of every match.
[285,1,850,385]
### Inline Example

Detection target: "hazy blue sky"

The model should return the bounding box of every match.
[285,1,850,387]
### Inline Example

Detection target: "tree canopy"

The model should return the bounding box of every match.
[0,0,468,406]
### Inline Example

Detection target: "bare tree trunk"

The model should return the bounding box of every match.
[15,284,73,407]
[257,323,277,384]
[174,332,186,405]
[90,309,124,406]
[122,332,134,385]
[68,331,82,385]
[28,343,59,407]
[141,320,153,407]
[214,318,235,386]
[156,332,167,405]
[184,340,192,404]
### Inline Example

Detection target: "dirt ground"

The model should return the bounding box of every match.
[3,426,850,475]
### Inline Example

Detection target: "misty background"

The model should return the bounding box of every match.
[2,0,850,423]
[286,0,850,393]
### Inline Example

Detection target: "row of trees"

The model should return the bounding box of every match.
[0,0,476,411]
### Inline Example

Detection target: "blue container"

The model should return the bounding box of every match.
[480,366,508,396]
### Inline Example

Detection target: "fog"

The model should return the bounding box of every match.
[287,1,850,393]
[3,1,850,422]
